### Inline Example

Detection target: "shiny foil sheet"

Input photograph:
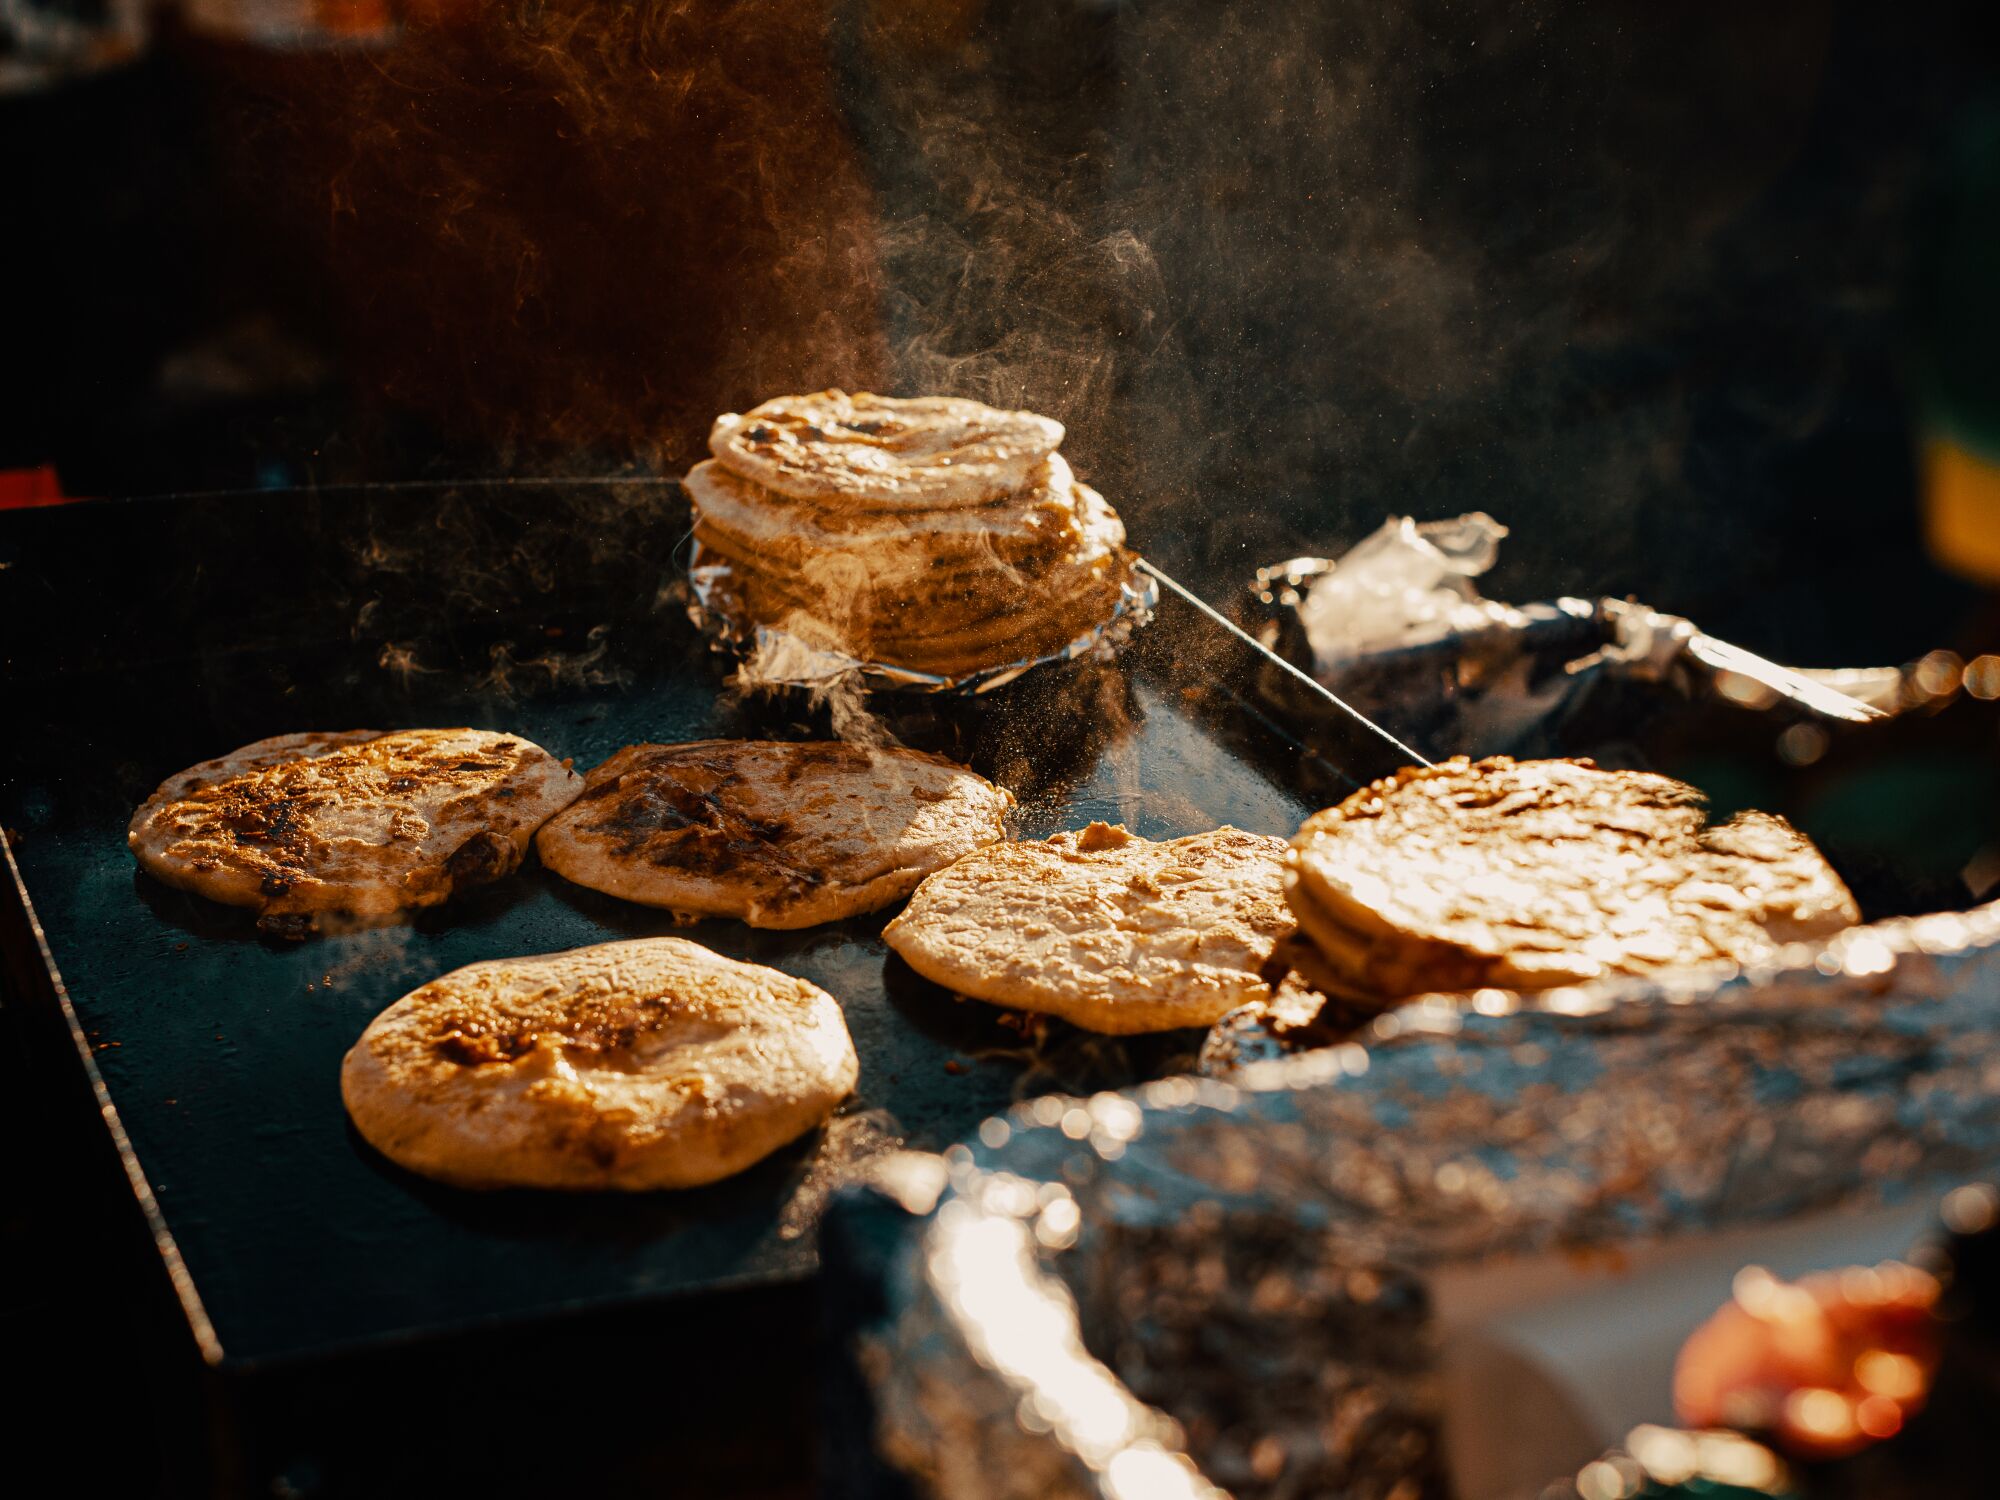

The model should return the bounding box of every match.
[1243,526,1902,759]
[685,539,1159,694]
[1215,520,1990,1061]
[839,519,2000,1496]
[845,904,2000,1499]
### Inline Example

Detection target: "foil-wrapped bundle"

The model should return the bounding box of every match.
[1248,514,1900,757]
[837,905,2000,1500]
[1217,512,2000,1054]
[827,517,2000,1499]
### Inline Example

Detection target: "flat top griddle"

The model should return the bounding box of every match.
[0,480,1400,1372]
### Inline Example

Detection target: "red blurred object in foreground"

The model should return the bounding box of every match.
[1673,1261,1941,1461]
[0,466,70,510]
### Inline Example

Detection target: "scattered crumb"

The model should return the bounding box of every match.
[1076,820,1133,852]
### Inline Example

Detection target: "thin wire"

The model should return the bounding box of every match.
[1136,558,1434,769]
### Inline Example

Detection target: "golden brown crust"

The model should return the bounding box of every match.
[703,542,1132,663]
[883,823,1296,1034]
[685,455,1086,575]
[709,389,1064,508]
[128,729,583,935]
[1286,756,1861,998]
[697,475,1126,623]
[536,740,1012,929]
[693,390,1140,680]
[697,520,1136,683]
[340,938,859,1191]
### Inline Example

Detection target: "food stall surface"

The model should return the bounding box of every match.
[0,479,1406,1371]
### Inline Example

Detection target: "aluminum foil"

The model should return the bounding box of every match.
[825,514,2000,1497]
[1217,513,1989,1058]
[684,539,1159,694]
[1246,515,1903,757]
[843,902,2000,1500]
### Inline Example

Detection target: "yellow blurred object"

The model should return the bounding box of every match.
[1924,435,2000,585]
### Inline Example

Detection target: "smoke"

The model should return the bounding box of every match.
[473,625,632,697]
[228,0,890,469]
[839,0,1638,587]
[206,0,1975,661]
[376,620,638,701]
[835,0,1959,656]
[375,639,440,687]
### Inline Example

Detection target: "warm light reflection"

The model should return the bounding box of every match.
[1624,1425,1698,1486]
[1104,1444,1208,1500]
[1676,1259,1940,1461]
[1838,934,1896,977]
[1913,649,1964,699]
[1941,1181,2000,1235]
[1854,1393,1904,1439]
[1782,1387,1855,1446]
[1575,1456,1640,1500]
[927,1203,1222,1499]
[1965,654,2000,699]
[1774,722,1828,767]
[1854,1349,1924,1401]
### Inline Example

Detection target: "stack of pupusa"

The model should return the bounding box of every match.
[686,390,1140,680]
[1282,756,1861,1009]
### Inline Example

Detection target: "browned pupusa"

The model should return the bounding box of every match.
[1285,756,1861,1001]
[535,739,1012,928]
[127,729,583,936]
[340,938,858,1191]
[690,389,1142,681]
[685,453,1087,575]
[883,822,1297,1034]
[709,389,1064,508]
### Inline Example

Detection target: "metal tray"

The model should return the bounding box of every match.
[0,479,1406,1372]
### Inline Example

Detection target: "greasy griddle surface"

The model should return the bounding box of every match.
[0,486,1369,1368]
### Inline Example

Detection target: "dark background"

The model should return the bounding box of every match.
[5,1,1999,1494]
[5,1,1999,656]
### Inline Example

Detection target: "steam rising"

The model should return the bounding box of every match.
[251,1,889,468]
[835,0,1930,648]
[475,625,631,697]
[228,1,1950,657]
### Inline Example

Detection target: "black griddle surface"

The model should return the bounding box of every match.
[0,482,1389,1370]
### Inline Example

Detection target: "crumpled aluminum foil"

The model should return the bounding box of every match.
[836,519,2000,1498]
[685,539,1159,694]
[845,904,2000,1500]
[1246,516,1903,757]
[1217,513,1981,1059]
